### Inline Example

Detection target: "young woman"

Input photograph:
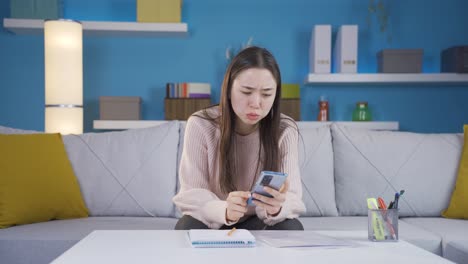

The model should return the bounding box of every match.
[173,46,305,230]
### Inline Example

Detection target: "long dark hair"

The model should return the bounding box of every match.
[196,46,283,193]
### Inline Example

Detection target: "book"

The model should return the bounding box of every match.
[166,82,211,99]
[188,229,256,248]
[187,83,211,98]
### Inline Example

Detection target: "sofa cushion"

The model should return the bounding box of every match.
[443,124,468,219]
[0,217,177,264]
[0,125,39,134]
[62,121,180,217]
[0,133,89,228]
[402,217,468,262]
[402,217,468,244]
[174,121,186,219]
[299,216,442,255]
[332,124,463,217]
[298,123,338,216]
[445,241,468,264]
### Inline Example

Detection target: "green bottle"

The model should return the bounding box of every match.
[352,102,372,121]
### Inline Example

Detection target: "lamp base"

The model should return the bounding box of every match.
[45,107,83,134]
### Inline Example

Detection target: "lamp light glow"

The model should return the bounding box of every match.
[44,20,83,134]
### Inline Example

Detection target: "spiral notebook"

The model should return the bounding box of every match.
[188,229,256,248]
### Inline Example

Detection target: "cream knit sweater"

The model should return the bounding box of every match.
[173,107,305,229]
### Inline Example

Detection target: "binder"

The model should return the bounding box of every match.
[188,229,256,248]
[309,25,332,73]
[334,25,358,73]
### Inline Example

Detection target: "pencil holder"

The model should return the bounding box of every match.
[368,209,399,242]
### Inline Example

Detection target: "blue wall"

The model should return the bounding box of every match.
[1,0,468,133]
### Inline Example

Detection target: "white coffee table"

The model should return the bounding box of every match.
[51,230,452,264]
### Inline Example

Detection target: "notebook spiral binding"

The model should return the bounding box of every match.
[192,241,255,248]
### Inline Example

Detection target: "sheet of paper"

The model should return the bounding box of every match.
[256,231,358,248]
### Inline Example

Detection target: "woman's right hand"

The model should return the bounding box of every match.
[226,191,251,222]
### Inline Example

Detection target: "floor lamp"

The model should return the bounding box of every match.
[44,20,83,134]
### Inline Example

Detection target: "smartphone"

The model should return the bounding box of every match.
[247,171,288,205]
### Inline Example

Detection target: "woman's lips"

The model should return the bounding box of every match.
[247,113,259,120]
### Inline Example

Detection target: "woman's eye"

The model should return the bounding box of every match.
[241,91,252,95]
[263,94,272,97]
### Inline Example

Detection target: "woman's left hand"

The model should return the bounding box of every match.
[252,179,289,216]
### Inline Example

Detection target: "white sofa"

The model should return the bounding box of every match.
[0,121,467,264]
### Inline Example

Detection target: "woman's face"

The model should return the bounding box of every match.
[230,68,277,135]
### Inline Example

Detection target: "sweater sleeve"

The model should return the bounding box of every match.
[255,124,306,225]
[172,117,229,229]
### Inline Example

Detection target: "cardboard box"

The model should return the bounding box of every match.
[377,49,423,73]
[280,99,300,121]
[334,25,358,73]
[10,0,62,19]
[309,25,332,73]
[137,0,181,23]
[441,46,468,73]
[100,96,141,120]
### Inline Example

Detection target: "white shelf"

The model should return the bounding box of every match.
[3,18,188,37]
[305,73,468,85]
[94,120,399,130]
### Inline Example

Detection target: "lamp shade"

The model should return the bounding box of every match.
[44,20,83,134]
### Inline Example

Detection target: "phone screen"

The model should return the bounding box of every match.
[247,171,287,205]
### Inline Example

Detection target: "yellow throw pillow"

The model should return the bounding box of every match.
[0,133,88,228]
[442,125,468,219]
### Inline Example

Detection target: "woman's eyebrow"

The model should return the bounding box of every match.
[241,85,274,91]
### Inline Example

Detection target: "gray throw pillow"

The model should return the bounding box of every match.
[298,123,338,216]
[62,122,180,217]
[332,124,463,217]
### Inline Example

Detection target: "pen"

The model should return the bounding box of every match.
[393,190,405,209]
[393,192,400,209]
[377,197,387,210]
[385,218,397,240]
[381,206,397,240]
[377,197,397,240]
[388,201,394,209]
[227,227,237,236]
[394,190,405,209]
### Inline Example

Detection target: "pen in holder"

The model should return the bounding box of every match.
[368,208,399,242]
